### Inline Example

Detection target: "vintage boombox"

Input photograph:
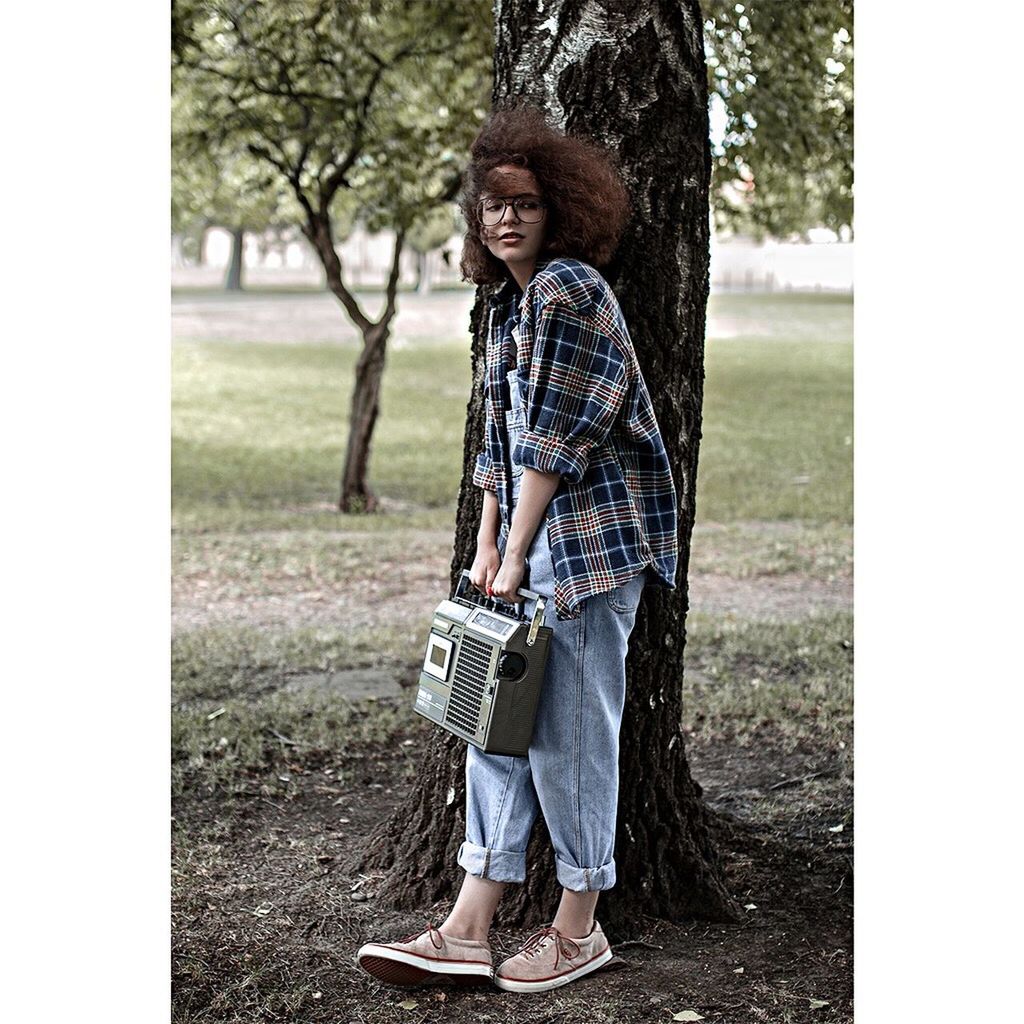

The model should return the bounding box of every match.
[414,570,553,756]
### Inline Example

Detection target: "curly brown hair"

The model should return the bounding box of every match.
[458,104,632,286]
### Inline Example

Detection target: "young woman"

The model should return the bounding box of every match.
[357,106,678,994]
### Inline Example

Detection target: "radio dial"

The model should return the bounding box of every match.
[496,652,527,680]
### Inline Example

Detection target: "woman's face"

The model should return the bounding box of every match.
[478,165,548,270]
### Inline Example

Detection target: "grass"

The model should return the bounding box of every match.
[707,290,853,344]
[698,339,852,522]
[688,520,852,579]
[172,291,853,786]
[170,609,852,800]
[172,341,469,532]
[682,610,853,749]
[171,624,419,799]
[171,291,854,1023]
[173,528,453,591]
[172,294,852,531]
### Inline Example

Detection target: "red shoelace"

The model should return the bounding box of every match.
[515,925,581,970]
[398,920,444,950]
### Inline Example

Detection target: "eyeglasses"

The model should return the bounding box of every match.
[477,196,547,226]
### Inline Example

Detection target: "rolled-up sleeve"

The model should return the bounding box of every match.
[473,449,497,491]
[513,300,628,484]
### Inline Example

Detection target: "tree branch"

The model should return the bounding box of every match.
[379,223,408,329]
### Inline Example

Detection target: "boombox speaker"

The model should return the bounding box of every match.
[413,569,553,756]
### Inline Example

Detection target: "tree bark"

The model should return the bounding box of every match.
[300,212,407,513]
[224,226,244,291]
[354,0,739,929]
[338,322,388,513]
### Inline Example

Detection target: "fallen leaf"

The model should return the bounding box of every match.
[671,1012,704,1022]
[809,998,829,1009]
[398,999,419,1010]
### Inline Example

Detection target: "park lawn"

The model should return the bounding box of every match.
[172,296,853,791]
[707,290,852,343]
[172,293,853,1024]
[172,332,852,532]
[698,337,852,523]
[171,608,852,801]
[172,340,468,533]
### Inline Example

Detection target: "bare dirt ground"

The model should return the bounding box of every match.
[172,521,852,1021]
[172,720,852,1024]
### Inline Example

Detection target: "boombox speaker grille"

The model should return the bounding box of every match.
[444,633,493,734]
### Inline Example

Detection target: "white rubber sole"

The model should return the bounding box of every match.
[356,942,493,986]
[493,946,613,993]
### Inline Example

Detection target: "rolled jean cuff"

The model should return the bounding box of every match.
[457,840,527,884]
[554,854,616,892]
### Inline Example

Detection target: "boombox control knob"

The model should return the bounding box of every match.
[496,652,527,680]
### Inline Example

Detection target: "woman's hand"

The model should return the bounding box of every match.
[489,551,525,604]
[469,539,502,597]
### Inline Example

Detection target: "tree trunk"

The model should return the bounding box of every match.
[339,323,388,513]
[224,226,245,291]
[198,220,211,266]
[300,211,407,513]
[415,250,432,295]
[354,0,739,929]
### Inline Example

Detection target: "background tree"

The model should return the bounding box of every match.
[172,0,492,510]
[172,94,300,289]
[356,0,740,929]
[407,205,461,295]
[702,0,854,240]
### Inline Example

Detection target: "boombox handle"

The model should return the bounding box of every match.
[455,570,547,647]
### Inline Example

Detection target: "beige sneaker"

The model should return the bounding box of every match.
[356,921,493,987]
[493,920,613,993]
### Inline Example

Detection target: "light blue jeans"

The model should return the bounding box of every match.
[457,368,646,892]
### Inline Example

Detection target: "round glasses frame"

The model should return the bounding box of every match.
[476,197,547,226]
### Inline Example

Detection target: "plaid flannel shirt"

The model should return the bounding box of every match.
[473,256,678,620]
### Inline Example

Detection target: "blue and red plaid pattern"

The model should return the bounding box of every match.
[472,257,679,620]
